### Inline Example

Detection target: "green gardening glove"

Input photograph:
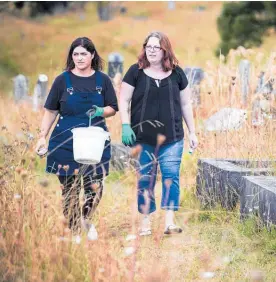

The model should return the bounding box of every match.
[122,124,136,146]
[89,105,104,119]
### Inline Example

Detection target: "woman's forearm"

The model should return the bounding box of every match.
[103,106,116,118]
[119,82,134,124]
[181,103,196,134]
[119,98,131,124]
[180,87,196,134]
[39,109,58,138]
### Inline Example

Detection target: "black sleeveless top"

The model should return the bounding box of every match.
[123,64,188,146]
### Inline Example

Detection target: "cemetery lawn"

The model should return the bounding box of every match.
[1,2,222,94]
[1,2,276,281]
[0,100,276,281]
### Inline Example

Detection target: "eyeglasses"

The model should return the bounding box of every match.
[145,45,162,52]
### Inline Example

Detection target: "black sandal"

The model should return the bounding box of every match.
[164,225,182,235]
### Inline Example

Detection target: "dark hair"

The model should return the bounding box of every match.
[65,37,104,71]
[138,31,179,71]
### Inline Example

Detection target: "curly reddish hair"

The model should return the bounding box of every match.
[138,31,179,71]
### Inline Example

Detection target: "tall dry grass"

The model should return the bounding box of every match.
[1,46,276,281]
[1,2,276,281]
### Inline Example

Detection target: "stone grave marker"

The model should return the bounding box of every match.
[168,1,175,10]
[241,176,276,226]
[239,60,250,105]
[33,74,48,111]
[196,159,276,211]
[108,52,124,79]
[204,107,247,131]
[183,67,204,106]
[13,74,28,103]
[110,143,137,171]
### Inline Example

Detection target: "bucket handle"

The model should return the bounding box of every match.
[88,109,110,141]
[89,112,92,127]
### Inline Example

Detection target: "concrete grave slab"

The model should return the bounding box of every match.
[240,176,276,226]
[196,158,275,210]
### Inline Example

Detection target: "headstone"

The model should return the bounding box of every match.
[196,158,276,210]
[184,67,204,106]
[120,6,127,14]
[196,6,206,12]
[255,71,265,94]
[251,98,264,126]
[261,79,274,102]
[108,52,124,79]
[33,74,48,112]
[239,60,250,105]
[204,108,247,131]
[97,2,112,21]
[110,143,137,171]
[241,176,276,227]
[13,74,29,103]
[252,71,274,125]
[168,1,175,10]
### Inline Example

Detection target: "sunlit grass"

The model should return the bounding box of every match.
[1,2,276,281]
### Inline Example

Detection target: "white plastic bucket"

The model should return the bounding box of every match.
[71,126,110,165]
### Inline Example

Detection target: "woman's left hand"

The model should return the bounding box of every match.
[88,105,104,119]
[189,132,198,150]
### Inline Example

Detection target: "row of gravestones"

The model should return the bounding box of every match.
[13,52,205,108]
[109,149,276,228]
[12,52,124,110]
[12,55,275,128]
[97,1,205,22]
[196,158,276,227]
[205,60,276,131]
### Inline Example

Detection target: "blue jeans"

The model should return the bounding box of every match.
[136,139,184,214]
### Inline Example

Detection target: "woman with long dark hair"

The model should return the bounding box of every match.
[119,31,198,236]
[35,37,118,241]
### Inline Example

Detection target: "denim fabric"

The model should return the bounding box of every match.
[137,139,184,214]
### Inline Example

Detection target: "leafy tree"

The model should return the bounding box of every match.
[216,2,276,56]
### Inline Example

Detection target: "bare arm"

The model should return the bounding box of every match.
[119,82,135,124]
[180,87,198,149]
[35,109,58,153]
[39,109,59,138]
[180,87,195,133]
[102,106,116,118]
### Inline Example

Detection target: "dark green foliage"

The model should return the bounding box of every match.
[216,1,276,56]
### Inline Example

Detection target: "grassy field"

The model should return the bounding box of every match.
[0,2,223,93]
[1,2,276,282]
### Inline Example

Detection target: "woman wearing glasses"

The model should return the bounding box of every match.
[119,31,198,235]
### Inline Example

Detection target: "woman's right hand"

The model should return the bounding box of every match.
[122,124,136,146]
[35,137,47,156]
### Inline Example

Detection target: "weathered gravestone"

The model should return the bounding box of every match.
[108,52,124,79]
[13,74,29,103]
[183,67,204,106]
[252,72,265,126]
[252,71,275,125]
[239,60,251,106]
[33,74,48,112]
[97,2,112,21]
[241,176,276,227]
[196,159,276,211]
[168,0,175,10]
[204,108,247,131]
[255,71,265,94]
[110,143,138,171]
[195,6,206,12]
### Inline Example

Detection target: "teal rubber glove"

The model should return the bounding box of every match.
[89,105,104,119]
[122,124,136,146]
